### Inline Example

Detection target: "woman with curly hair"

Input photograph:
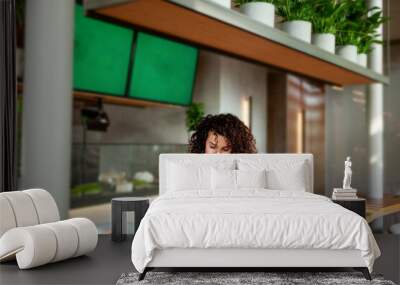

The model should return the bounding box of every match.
[188,113,257,154]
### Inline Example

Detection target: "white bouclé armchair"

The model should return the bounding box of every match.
[0,189,98,269]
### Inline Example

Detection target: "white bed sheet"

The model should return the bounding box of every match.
[131,190,380,273]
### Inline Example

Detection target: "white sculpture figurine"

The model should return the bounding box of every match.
[342,156,352,189]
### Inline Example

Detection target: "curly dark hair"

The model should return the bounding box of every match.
[188,113,257,153]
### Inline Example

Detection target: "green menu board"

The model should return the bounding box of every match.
[129,32,198,106]
[73,4,133,96]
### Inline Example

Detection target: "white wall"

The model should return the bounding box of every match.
[192,50,221,115]
[193,51,268,153]
[219,55,268,153]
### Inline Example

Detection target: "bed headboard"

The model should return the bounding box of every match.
[159,153,314,195]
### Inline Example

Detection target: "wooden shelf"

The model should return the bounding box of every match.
[74,90,183,109]
[17,83,182,109]
[85,0,389,86]
[366,194,400,223]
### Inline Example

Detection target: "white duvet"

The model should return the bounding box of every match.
[131,190,380,273]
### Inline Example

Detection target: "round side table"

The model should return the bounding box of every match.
[111,197,149,242]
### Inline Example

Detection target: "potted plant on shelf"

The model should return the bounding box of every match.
[234,0,276,28]
[310,0,347,53]
[335,0,387,65]
[275,0,313,43]
[356,37,373,67]
[335,0,361,63]
[335,28,359,63]
[355,5,387,67]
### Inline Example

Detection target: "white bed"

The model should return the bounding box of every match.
[131,154,380,280]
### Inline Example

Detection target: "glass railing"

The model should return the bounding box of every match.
[71,143,188,208]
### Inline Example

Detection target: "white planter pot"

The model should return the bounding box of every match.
[208,0,231,8]
[336,45,358,63]
[312,33,335,53]
[116,182,133,193]
[282,20,312,43]
[357,53,368,67]
[240,2,275,27]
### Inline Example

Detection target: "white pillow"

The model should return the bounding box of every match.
[211,168,236,190]
[166,158,236,170]
[236,169,267,189]
[266,166,307,191]
[211,169,268,190]
[166,159,236,192]
[167,162,211,191]
[237,159,308,191]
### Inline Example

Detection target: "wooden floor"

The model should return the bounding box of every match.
[0,235,134,285]
[1,234,398,284]
[366,194,400,223]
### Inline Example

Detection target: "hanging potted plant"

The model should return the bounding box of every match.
[275,0,313,43]
[234,0,276,28]
[310,0,347,53]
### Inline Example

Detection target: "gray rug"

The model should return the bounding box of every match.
[116,272,396,285]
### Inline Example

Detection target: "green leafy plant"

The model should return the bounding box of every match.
[71,183,101,197]
[357,6,388,53]
[336,28,360,46]
[335,0,387,51]
[132,179,153,189]
[310,0,348,34]
[233,0,275,7]
[335,0,362,46]
[274,0,314,22]
[186,102,204,132]
[338,0,364,46]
